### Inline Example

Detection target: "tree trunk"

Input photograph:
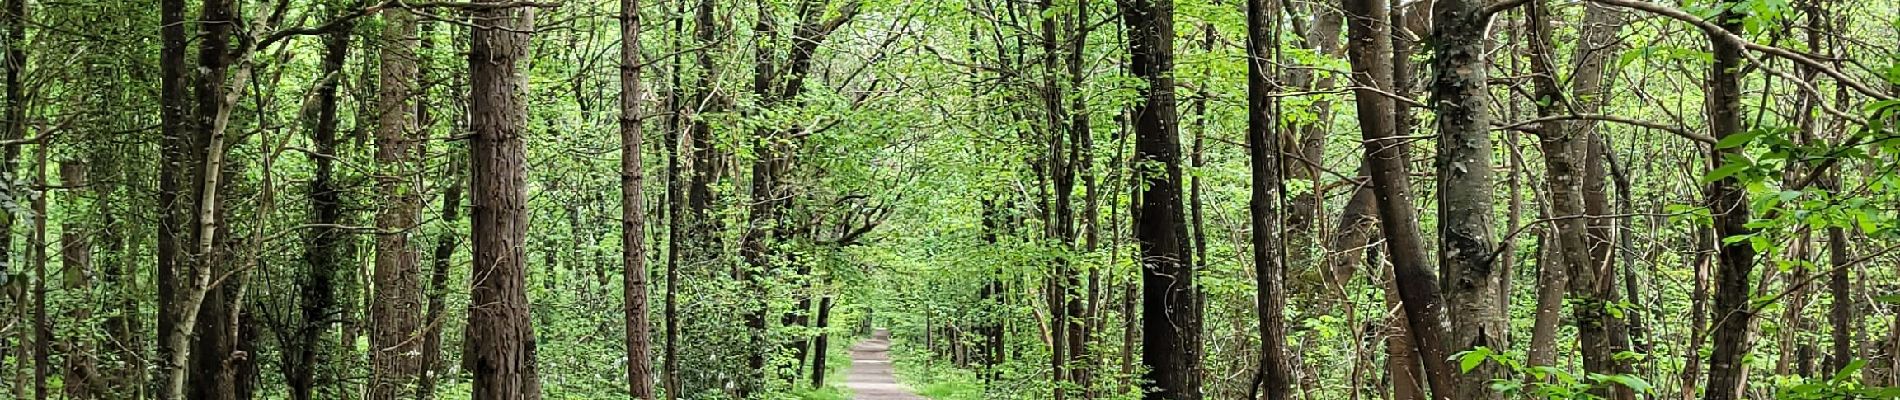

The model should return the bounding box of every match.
[1427,0,1505,396]
[1244,0,1291,395]
[466,2,544,397]
[180,0,242,396]
[371,7,426,399]
[288,15,354,400]
[1117,0,1197,394]
[1701,3,1759,398]
[1340,0,1457,396]
[810,296,834,389]
[620,0,658,395]
[30,135,47,400]
[154,0,191,396]
[59,162,99,400]
[421,152,466,400]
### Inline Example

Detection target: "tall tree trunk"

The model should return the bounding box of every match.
[1116,0,1197,395]
[1803,0,1855,376]
[371,7,426,399]
[1038,0,1073,393]
[1244,0,1291,395]
[739,6,780,391]
[420,153,466,400]
[466,1,544,397]
[0,0,23,383]
[620,0,658,395]
[60,162,98,400]
[1701,3,1759,398]
[1524,0,1591,374]
[1428,0,1504,396]
[289,16,354,400]
[1340,0,1457,396]
[30,132,47,400]
[154,0,192,395]
[181,0,241,396]
[1065,0,1098,390]
[662,1,687,392]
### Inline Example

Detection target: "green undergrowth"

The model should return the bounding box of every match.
[787,333,863,400]
[887,339,986,400]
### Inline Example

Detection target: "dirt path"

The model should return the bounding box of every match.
[844,329,926,400]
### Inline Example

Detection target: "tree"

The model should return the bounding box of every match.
[1243,0,1291,396]
[1339,0,1457,396]
[1700,1,1758,398]
[371,6,426,399]
[1117,0,1198,395]
[466,0,544,396]
[288,8,356,398]
[620,0,658,395]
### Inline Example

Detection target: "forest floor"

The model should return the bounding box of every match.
[844,329,925,400]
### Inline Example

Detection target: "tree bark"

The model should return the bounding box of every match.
[1428,0,1505,396]
[371,7,426,399]
[621,0,658,394]
[59,162,99,400]
[1340,0,1457,396]
[288,12,354,400]
[1701,3,1759,398]
[466,1,544,396]
[1116,0,1197,394]
[1245,0,1291,396]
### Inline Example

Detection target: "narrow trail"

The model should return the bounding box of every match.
[844,329,926,400]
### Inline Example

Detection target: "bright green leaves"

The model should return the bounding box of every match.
[1776,360,1900,399]
[1701,153,1754,185]
[1455,346,1494,373]
[1472,346,1658,398]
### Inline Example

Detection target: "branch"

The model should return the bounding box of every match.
[1482,0,1530,17]
[255,0,563,49]
[1494,113,1715,144]
[255,0,397,49]
[1584,0,1894,101]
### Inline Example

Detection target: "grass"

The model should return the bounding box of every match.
[887,340,986,400]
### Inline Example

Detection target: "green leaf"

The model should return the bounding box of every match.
[1599,374,1653,393]
[1455,347,1492,373]
[1831,359,1866,382]
[1715,129,1765,149]
[1702,159,1751,184]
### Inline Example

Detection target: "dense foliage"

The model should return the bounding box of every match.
[0,0,1894,398]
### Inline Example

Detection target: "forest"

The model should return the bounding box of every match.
[0,0,1896,397]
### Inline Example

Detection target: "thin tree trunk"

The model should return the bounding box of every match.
[1701,3,1760,397]
[30,131,48,400]
[60,162,99,400]
[290,13,354,400]
[810,296,834,388]
[1245,0,1291,395]
[621,0,658,394]
[420,152,466,400]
